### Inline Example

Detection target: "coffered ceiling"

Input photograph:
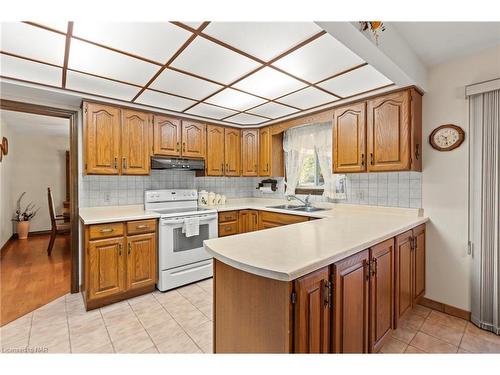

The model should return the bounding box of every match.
[0,21,394,126]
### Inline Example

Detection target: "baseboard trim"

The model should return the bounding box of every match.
[0,234,15,252]
[12,230,54,239]
[419,297,471,321]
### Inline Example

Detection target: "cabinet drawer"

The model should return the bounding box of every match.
[219,211,239,223]
[219,222,238,237]
[259,211,309,226]
[89,222,124,240]
[127,219,156,235]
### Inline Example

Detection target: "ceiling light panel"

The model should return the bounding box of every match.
[170,37,260,84]
[0,22,66,65]
[72,22,192,64]
[68,39,159,86]
[224,113,268,125]
[66,70,140,101]
[247,102,298,119]
[272,34,365,83]
[317,65,392,97]
[277,87,338,109]
[135,89,196,112]
[233,67,307,99]
[203,22,322,61]
[149,68,222,100]
[0,53,62,86]
[185,103,238,120]
[205,88,266,111]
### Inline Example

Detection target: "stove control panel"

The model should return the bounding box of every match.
[145,189,198,203]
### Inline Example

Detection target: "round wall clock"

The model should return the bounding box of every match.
[429,124,465,151]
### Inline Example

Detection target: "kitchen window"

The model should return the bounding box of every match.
[296,149,324,194]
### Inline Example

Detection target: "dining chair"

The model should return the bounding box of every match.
[47,187,70,255]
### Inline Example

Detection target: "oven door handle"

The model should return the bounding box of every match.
[161,215,217,225]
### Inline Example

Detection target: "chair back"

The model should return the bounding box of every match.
[47,187,56,227]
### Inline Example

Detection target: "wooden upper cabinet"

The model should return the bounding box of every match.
[87,237,126,300]
[206,125,225,176]
[126,233,156,291]
[369,238,394,353]
[332,250,369,353]
[121,109,150,175]
[224,128,241,176]
[182,121,206,159]
[394,230,413,325]
[294,267,330,353]
[259,127,271,176]
[241,129,259,176]
[412,224,426,304]
[153,115,181,157]
[333,102,366,173]
[84,102,121,175]
[367,90,411,171]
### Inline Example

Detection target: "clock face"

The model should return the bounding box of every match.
[430,125,464,151]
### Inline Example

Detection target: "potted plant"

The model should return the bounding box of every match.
[12,192,39,239]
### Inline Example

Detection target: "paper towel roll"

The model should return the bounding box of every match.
[259,186,273,193]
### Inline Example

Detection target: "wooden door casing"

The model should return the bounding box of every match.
[394,230,413,326]
[121,109,150,175]
[413,224,426,304]
[87,237,126,300]
[241,129,259,176]
[84,103,121,175]
[333,102,366,173]
[332,250,369,353]
[294,267,330,353]
[153,115,181,157]
[369,238,394,353]
[182,121,206,159]
[259,127,271,176]
[126,233,156,291]
[367,90,411,171]
[224,128,241,176]
[206,125,225,176]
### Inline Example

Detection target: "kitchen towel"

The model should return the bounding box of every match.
[182,216,200,237]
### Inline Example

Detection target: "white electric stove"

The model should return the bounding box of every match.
[145,189,217,291]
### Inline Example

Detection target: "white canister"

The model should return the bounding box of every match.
[220,195,226,205]
[215,194,221,205]
[208,191,216,206]
[198,190,208,206]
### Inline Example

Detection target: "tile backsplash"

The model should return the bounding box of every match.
[80,170,421,209]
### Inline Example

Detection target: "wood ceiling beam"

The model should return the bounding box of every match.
[61,22,73,88]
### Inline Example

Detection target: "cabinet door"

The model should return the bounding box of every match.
[239,210,259,233]
[182,121,206,159]
[224,128,241,176]
[367,90,411,171]
[84,102,121,175]
[121,109,150,175]
[369,238,394,353]
[394,230,413,326]
[259,127,271,176]
[332,250,369,353]
[87,237,126,300]
[206,125,225,176]
[333,102,366,173]
[294,267,330,353]
[153,115,181,157]
[241,129,259,176]
[413,224,426,304]
[126,233,156,291]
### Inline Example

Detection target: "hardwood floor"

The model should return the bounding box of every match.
[0,234,71,326]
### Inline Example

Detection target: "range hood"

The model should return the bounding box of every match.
[151,157,205,170]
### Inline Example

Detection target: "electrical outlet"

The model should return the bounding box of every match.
[104,192,111,203]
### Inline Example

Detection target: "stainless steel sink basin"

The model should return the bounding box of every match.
[266,204,328,212]
[267,204,301,210]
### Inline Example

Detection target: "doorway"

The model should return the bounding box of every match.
[0,99,79,326]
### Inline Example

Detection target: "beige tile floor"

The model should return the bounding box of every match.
[379,304,500,353]
[1,278,213,353]
[2,277,500,354]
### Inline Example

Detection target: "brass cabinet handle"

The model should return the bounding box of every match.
[224,226,232,231]
[370,153,374,165]
[176,142,180,152]
[361,153,365,166]
[267,163,269,172]
[118,243,122,256]
[99,228,114,233]
[128,242,131,255]
[122,157,127,170]
[370,259,377,276]
[183,142,186,152]
[136,224,148,229]
[415,144,420,160]
[226,163,229,172]
[114,157,118,169]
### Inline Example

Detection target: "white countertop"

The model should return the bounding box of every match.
[79,205,161,224]
[203,199,428,282]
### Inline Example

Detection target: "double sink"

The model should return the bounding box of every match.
[266,204,328,213]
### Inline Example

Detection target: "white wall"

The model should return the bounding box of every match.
[7,131,69,233]
[422,45,500,311]
[0,119,15,247]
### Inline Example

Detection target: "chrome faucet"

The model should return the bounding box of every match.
[286,194,312,207]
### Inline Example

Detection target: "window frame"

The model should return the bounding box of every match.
[295,148,324,195]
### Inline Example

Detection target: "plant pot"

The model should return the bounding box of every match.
[16,221,30,239]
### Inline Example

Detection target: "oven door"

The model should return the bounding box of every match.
[159,213,218,270]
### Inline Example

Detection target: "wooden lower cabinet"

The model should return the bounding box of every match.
[258,211,309,230]
[83,219,157,310]
[239,210,259,233]
[332,250,370,353]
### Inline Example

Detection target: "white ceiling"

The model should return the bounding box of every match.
[1,109,70,137]
[390,22,500,67]
[0,21,394,126]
